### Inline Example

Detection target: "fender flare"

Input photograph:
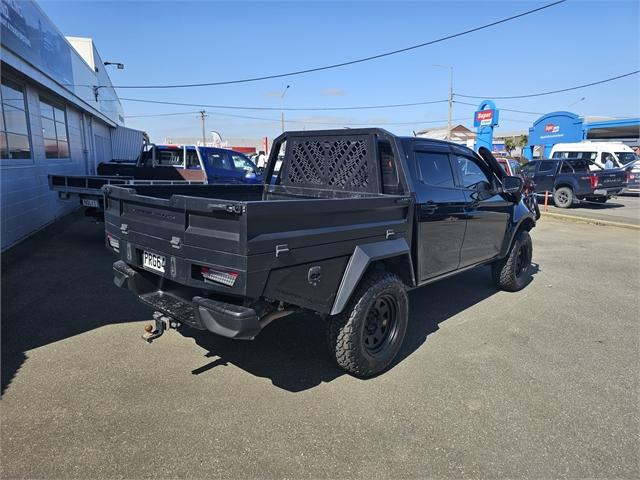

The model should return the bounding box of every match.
[330,238,412,316]
[500,205,536,257]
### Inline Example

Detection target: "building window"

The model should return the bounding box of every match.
[1,78,32,160]
[39,98,69,159]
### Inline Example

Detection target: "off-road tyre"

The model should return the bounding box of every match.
[327,271,408,378]
[492,230,533,292]
[553,187,574,208]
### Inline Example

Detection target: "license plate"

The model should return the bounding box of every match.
[82,198,100,208]
[143,251,166,274]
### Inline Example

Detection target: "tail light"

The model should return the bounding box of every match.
[201,267,238,287]
[589,174,598,189]
[106,233,120,252]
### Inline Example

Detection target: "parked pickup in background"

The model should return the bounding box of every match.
[521,158,628,208]
[49,144,262,212]
[104,128,536,377]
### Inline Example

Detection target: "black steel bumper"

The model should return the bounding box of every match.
[113,260,262,340]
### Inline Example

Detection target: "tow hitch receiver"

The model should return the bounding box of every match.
[142,312,181,343]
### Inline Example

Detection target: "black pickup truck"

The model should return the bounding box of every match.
[105,129,536,377]
[521,159,627,208]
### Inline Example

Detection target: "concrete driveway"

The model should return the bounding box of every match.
[2,213,638,479]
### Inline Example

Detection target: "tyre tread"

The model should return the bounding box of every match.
[327,270,407,378]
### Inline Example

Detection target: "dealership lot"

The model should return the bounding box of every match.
[1,214,638,479]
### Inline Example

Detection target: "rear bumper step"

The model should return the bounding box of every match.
[113,260,261,340]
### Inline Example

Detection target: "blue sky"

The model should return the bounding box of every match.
[40,0,640,142]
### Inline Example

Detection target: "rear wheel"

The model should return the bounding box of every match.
[553,187,574,208]
[492,230,533,292]
[327,271,408,378]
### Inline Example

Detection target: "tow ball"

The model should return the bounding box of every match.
[142,312,181,343]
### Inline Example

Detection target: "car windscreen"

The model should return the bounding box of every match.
[615,152,639,165]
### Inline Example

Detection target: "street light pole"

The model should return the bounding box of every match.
[198,110,208,146]
[281,85,290,133]
[433,64,453,140]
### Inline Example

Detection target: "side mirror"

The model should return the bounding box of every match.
[501,176,523,194]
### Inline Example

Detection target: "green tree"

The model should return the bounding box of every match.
[504,137,516,156]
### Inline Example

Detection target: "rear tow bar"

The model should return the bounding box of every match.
[142,312,181,343]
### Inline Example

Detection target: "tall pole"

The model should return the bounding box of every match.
[447,66,453,142]
[280,85,290,133]
[198,110,208,146]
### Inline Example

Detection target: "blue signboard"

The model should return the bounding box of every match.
[474,100,499,151]
[526,111,584,158]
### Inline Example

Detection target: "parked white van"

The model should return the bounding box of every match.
[550,142,637,170]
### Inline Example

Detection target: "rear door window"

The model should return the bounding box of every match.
[185,149,200,168]
[205,151,232,170]
[538,161,556,173]
[415,152,455,188]
[379,141,401,194]
[155,148,184,167]
[521,162,536,176]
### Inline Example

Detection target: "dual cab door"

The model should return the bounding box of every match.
[413,146,512,283]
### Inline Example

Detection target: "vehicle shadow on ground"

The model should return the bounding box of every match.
[184,264,539,392]
[1,213,151,396]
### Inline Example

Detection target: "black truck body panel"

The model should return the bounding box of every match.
[106,129,535,340]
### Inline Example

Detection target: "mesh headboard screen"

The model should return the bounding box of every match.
[279,134,380,193]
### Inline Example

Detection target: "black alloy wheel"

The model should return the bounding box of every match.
[363,295,399,356]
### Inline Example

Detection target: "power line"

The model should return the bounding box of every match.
[80,1,565,90]
[125,111,198,118]
[453,100,543,115]
[125,108,467,126]
[120,97,448,111]
[455,70,640,99]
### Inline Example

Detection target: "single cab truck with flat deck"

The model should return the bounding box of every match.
[105,129,536,377]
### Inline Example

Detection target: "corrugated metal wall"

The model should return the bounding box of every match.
[111,125,145,161]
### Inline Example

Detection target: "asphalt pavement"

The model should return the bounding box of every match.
[2,213,639,479]
[543,192,640,226]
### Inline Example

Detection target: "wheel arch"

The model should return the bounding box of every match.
[499,204,536,258]
[330,238,414,316]
[554,182,575,192]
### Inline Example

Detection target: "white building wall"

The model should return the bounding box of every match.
[0,78,111,249]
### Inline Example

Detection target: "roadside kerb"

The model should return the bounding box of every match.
[540,211,640,230]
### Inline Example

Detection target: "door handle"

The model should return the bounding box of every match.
[421,201,437,215]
